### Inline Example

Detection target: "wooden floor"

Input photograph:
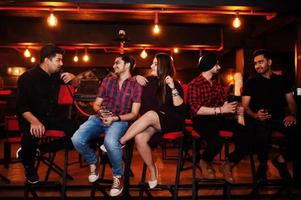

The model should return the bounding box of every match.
[1,142,301,199]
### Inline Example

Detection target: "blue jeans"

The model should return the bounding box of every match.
[71,115,128,176]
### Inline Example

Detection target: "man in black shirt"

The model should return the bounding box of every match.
[242,49,300,183]
[16,44,78,184]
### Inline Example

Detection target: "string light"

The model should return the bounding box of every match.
[140,49,148,59]
[47,10,58,27]
[173,48,179,53]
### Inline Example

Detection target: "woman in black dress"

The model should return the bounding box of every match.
[120,53,186,188]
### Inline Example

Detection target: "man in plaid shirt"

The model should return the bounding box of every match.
[188,53,251,183]
[72,54,142,196]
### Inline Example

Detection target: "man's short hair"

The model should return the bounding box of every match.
[253,49,272,60]
[40,44,64,63]
[120,54,136,71]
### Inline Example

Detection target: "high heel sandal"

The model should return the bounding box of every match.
[148,165,158,189]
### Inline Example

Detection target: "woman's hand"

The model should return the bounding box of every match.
[165,76,175,89]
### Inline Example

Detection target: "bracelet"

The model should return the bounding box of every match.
[172,92,179,97]
[214,107,217,115]
[117,115,121,121]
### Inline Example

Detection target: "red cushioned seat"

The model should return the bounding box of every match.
[185,118,193,125]
[272,131,284,138]
[219,130,233,138]
[162,131,184,140]
[44,130,65,138]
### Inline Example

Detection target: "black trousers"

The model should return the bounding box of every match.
[245,117,301,182]
[193,115,252,164]
[19,117,78,167]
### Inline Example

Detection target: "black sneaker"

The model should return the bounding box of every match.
[256,164,267,182]
[271,157,292,180]
[24,165,39,184]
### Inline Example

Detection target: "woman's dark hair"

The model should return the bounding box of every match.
[40,44,64,63]
[155,53,176,104]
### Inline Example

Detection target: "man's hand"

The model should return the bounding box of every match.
[221,101,238,114]
[30,120,45,138]
[283,115,297,127]
[60,72,75,84]
[255,109,271,121]
[102,116,114,127]
[136,75,148,86]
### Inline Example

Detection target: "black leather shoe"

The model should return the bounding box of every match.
[271,157,292,180]
[256,164,267,182]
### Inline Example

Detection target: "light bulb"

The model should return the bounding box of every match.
[232,16,241,28]
[73,55,79,62]
[83,54,89,62]
[31,57,36,63]
[173,48,179,53]
[47,13,58,27]
[153,24,160,34]
[140,49,148,59]
[24,48,31,58]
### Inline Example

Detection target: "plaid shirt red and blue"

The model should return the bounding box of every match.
[188,75,227,116]
[97,76,142,115]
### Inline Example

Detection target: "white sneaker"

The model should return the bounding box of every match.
[88,164,99,183]
[100,144,107,153]
[100,144,125,153]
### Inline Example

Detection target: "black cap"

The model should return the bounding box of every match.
[198,53,218,72]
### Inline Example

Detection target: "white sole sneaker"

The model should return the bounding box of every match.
[110,187,123,197]
[100,144,125,153]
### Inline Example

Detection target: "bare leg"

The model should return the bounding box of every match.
[135,126,158,181]
[120,111,161,145]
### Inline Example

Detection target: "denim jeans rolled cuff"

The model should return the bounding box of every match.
[71,115,105,165]
[103,121,128,176]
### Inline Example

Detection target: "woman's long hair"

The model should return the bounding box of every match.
[155,53,176,104]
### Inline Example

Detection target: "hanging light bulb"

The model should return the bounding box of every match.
[140,49,148,59]
[153,12,160,34]
[232,12,241,29]
[31,56,36,63]
[173,48,179,53]
[24,48,31,58]
[47,10,58,27]
[73,50,79,62]
[83,48,90,62]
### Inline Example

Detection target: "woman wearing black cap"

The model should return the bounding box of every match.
[188,53,252,183]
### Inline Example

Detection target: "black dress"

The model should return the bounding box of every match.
[140,76,186,133]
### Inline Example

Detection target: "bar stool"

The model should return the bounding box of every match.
[250,130,293,199]
[191,128,230,200]
[24,129,72,200]
[138,131,184,200]
[90,134,135,199]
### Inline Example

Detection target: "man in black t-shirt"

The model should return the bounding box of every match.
[16,44,78,184]
[242,49,300,184]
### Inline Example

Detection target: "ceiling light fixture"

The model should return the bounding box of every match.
[140,49,148,59]
[47,9,58,27]
[153,12,160,34]
[24,47,31,58]
[232,11,241,29]
[83,48,89,62]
